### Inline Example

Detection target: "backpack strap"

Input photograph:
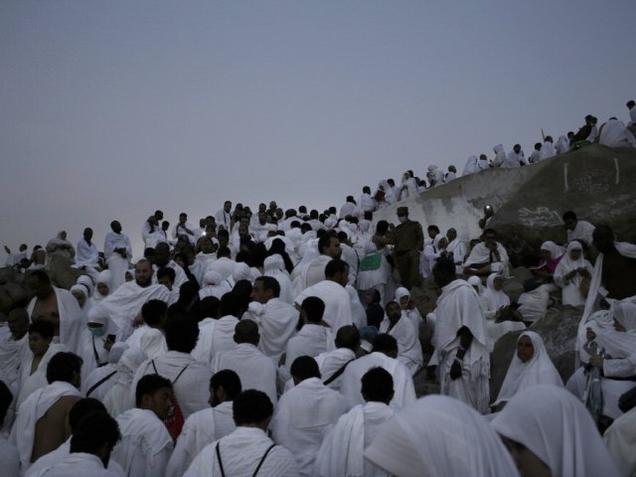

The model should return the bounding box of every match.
[323,359,355,385]
[215,441,226,477]
[253,444,276,477]
[173,364,190,384]
[86,370,117,397]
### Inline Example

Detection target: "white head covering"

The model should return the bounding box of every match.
[614,302,636,331]
[202,270,223,286]
[558,241,585,269]
[94,270,113,300]
[264,254,286,274]
[232,262,252,282]
[494,331,563,405]
[365,395,520,477]
[76,275,94,297]
[540,241,565,260]
[395,287,410,305]
[108,342,129,364]
[467,275,484,294]
[491,385,621,477]
[87,304,116,336]
[462,155,479,175]
[482,273,510,311]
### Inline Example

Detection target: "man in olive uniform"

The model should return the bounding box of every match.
[390,206,424,289]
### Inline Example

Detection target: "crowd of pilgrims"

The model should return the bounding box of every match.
[0,103,635,477]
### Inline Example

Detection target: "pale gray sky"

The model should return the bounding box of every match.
[2,0,635,259]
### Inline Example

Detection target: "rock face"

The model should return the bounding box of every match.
[490,305,582,401]
[0,267,28,316]
[374,145,636,245]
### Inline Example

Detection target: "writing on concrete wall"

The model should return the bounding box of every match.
[518,207,563,227]
[571,169,612,194]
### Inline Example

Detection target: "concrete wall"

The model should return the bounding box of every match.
[374,145,636,244]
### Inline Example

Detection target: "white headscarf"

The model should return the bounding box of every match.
[203,270,223,286]
[467,275,484,294]
[394,287,410,305]
[462,155,479,175]
[494,331,563,405]
[540,241,565,260]
[614,301,636,331]
[94,270,113,301]
[365,395,520,477]
[491,385,621,477]
[555,241,585,271]
[264,254,286,274]
[232,262,252,282]
[481,273,510,312]
[76,275,94,297]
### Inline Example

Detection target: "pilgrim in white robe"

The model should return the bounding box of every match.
[553,241,594,306]
[10,381,81,471]
[244,299,298,361]
[293,255,331,295]
[356,248,393,305]
[191,315,239,365]
[340,352,416,410]
[365,395,520,477]
[566,219,596,247]
[314,402,394,477]
[0,435,18,477]
[517,284,552,322]
[209,256,237,281]
[111,408,173,477]
[80,342,127,400]
[556,134,570,154]
[486,319,526,351]
[446,237,467,274]
[212,343,277,404]
[294,280,353,332]
[183,426,299,477]
[0,326,28,395]
[27,287,83,354]
[480,273,511,320]
[491,144,507,167]
[599,118,636,147]
[28,452,122,477]
[491,385,621,477]
[462,155,479,175]
[271,377,347,476]
[99,280,170,340]
[493,331,562,406]
[431,279,490,413]
[463,240,510,276]
[77,306,114,384]
[379,316,423,375]
[263,255,294,304]
[102,348,147,418]
[198,270,232,301]
[16,343,66,408]
[541,140,556,160]
[154,260,188,290]
[103,232,132,292]
[75,239,99,268]
[314,347,356,392]
[25,438,125,477]
[505,148,526,167]
[165,401,235,477]
[394,287,424,334]
[132,351,212,419]
[604,406,636,477]
[284,324,335,371]
[93,270,113,303]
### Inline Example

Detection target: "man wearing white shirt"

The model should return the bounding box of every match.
[172,212,197,245]
[111,375,174,477]
[103,221,132,292]
[284,297,334,371]
[183,390,299,477]
[166,370,240,477]
[314,325,359,392]
[294,259,353,332]
[359,186,376,213]
[562,210,596,248]
[75,228,99,268]
[271,356,347,476]
[212,320,278,404]
[214,201,233,231]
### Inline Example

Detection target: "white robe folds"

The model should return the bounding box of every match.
[183,426,299,477]
[263,255,294,304]
[29,452,122,477]
[379,317,423,375]
[245,299,298,361]
[75,239,99,268]
[10,381,81,471]
[103,348,147,418]
[16,343,67,408]
[553,242,593,306]
[112,408,173,477]
[604,406,636,477]
[191,315,239,365]
[494,331,562,405]
[491,385,620,477]
[293,255,331,296]
[0,331,28,393]
[284,324,335,370]
[431,279,490,413]
[446,238,467,274]
[132,351,212,418]
[314,347,356,391]
[295,280,353,332]
[340,352,416,411]
[166,401,235,477]
[463,241,510,277]
[27,287,83,354]
[314,402,394,477]
[271,377,347,476]
[212,343,277,404]
[99,281,170,340]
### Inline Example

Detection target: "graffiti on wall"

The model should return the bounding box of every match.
[518,207,563,227]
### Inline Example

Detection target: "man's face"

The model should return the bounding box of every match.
[224,202,232,213]
[483,231,496,245]
[84,229,93,241]
[135,262,153,287]
[28,332,51,356]
[7,311,28,340]
[325,238,341,258]
[251,280,270,304]
[514,145,521,153]
[516,336,534,363]
[386,303,401,321]
[563,218,576,231]
[155,211,164,221]
[397,213,407,223]
[150,387,174,421]
[428,229,438,239]
[447,229,457,242]
[179,214,187,225]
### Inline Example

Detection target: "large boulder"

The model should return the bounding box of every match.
[490,305,582,401]
[0,267,29,315]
